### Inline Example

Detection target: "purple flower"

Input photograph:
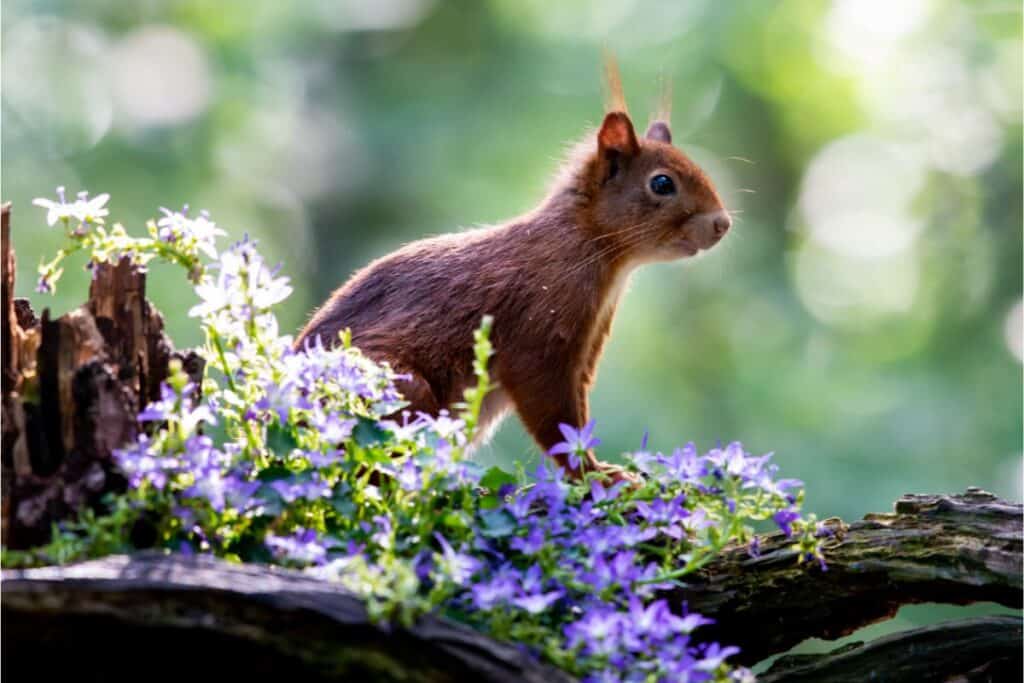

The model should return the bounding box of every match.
[624,597,673,641]
[434,533,482,586]
[378,411,425,442]
[396,458,422,492]
[307,449,344,468]
[659,443,707,483]
[576,526,625,555]
[512,590,564,614]
[589,479,624,504]
[565,500,606,528]
[748,535,762,559]
[368,514,393,549]
[137,383,215,437]
[773,508,801,537]
[184,469,228,511]
[581,669,622,683]
[114,434,177,490]
[695,642,740,671]
[315,411,357,443]
[682,507,714,534]
[615,523,658,547]
[547,419,600,470]
[225,476,261,511]
[265,527,330,565]
[584,550,643,590]
[675,611,715,634]
[255,379,311,424]
[633,496,690,539]
[504,492,535,521]
[565,608,622,656]
[270,476,331,503]
[707,442,756,478]
[419,410,466,445]
[137,383,178,422]
[509,524,546,555]
[470,574,518,610]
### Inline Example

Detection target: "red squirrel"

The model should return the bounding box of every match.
[295,70,731,478]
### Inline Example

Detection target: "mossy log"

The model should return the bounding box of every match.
[677,487,1022,664]
[2,202,1021,681]
[759,615,1021,683]
[1,552,573,683]
[3,496,1019,681]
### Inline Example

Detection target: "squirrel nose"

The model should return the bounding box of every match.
[711,211,732,236]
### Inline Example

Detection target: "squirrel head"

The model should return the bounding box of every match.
[576,109,731,264]
[569,57,730,265]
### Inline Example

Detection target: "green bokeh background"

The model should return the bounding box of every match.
[3,0,1021,644]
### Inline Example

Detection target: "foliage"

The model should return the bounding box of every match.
[4,191,827,683]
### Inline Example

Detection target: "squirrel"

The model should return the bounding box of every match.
[295,65,731,479]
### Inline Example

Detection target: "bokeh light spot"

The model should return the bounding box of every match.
[108,25,211,129]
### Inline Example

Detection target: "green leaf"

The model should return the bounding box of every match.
[353,416,388,446]
[266,423,299,454]
[442,510,471,531]
[479,466,516,493]
[331,484,357,518]
[477,508,516,539]
[256,465,293,483]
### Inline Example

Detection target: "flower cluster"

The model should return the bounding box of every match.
[424,435,818,682]
[15,191,827,683]
[32,189,224,294]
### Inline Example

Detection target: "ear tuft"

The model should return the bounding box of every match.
[645,121,672,144]
[598,111,639,157]
[603,51,628,115]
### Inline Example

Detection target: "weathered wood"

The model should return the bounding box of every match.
[760,616,1022,683]
[0,205,197,549]
[677,488,1023,664]
[1,552,574,683]
[2,203,16,390]
[88,255,188,405]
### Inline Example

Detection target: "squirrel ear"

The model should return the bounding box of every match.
[597,112,639,180]
[645,121,672,144]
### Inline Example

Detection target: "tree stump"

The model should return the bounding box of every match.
[0,204,203,549]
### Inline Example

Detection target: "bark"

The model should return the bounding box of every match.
[1,552,574,683]
[759,616,1021,683]
[0,204,203,549]
[2,491,1019,682]
[679,488,1022,664]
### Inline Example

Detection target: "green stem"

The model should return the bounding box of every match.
[210,328,259,449]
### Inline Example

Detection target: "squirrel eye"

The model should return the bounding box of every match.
[649,174,676,196]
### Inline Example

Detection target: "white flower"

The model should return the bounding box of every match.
[157,207,225,258]
[33,187,109,228]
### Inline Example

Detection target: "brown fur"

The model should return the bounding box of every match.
[295,105,730,477]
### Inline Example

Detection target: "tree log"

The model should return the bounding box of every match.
[676,488,1022,664]
[1,552,573,683]
[3,491,1020,681]
[760,616,1021,683]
